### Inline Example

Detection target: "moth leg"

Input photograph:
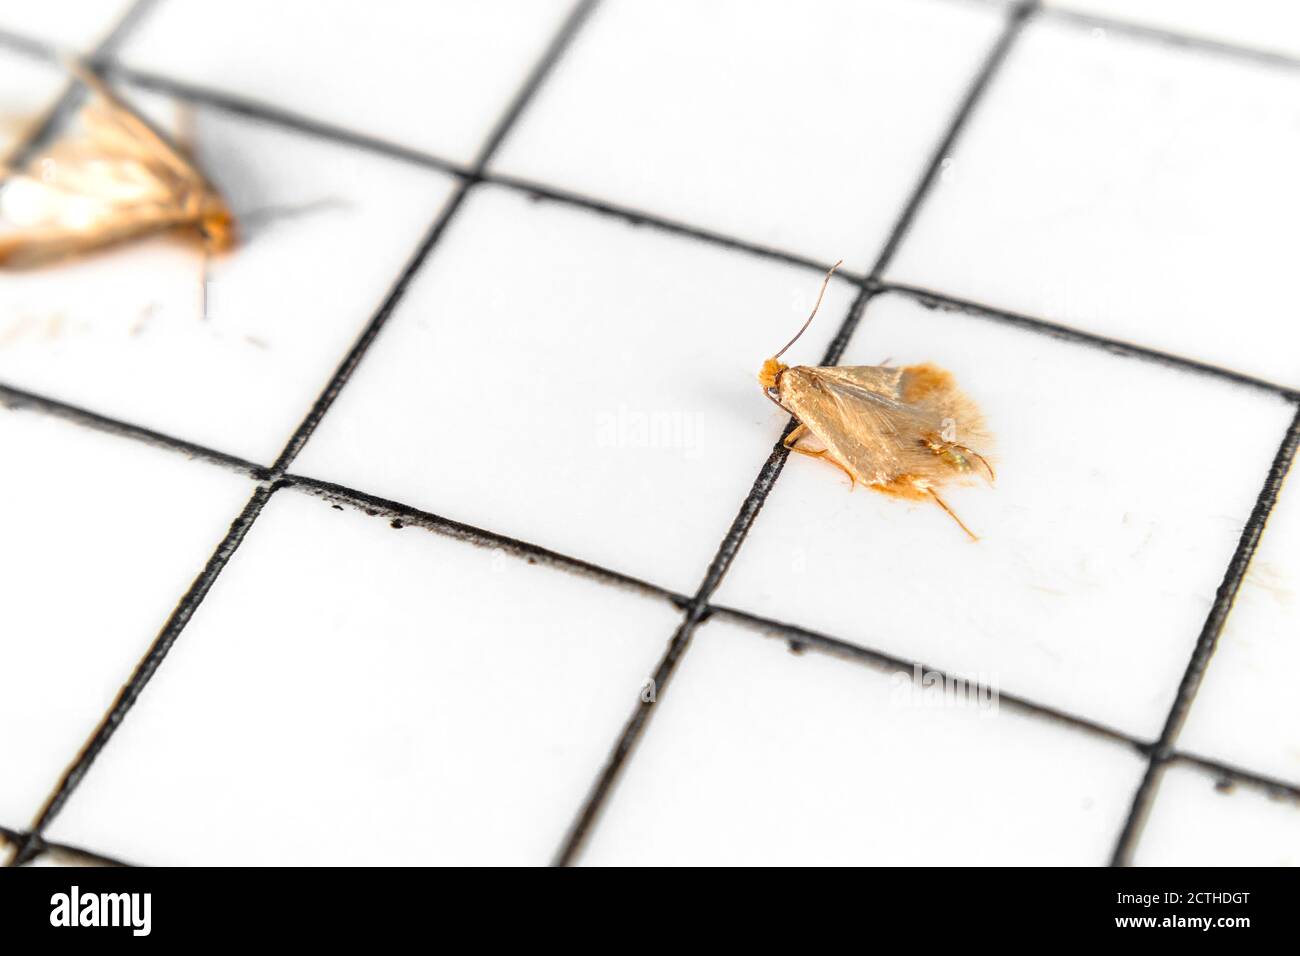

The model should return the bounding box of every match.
[784,426,856,488]
[947,443,995,483]
[928,488,978,542]
[924,436,996,484]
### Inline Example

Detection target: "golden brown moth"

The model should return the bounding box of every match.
[759,262,994,540]
[0,62,234,269]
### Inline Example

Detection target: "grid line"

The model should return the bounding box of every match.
[8,0,601,865]
[0,0,1296,865]
[1108,406,1300,866]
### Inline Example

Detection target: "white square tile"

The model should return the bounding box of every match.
[45,490,683,865]
[0,82,458,463]
[580,617,1146,865]
[0,0,137,52]
[711,293,1295,738]
[292,185,857,595]
[1178,461,1300,785]
[0,406,256,826]
[115,0,576,164]
[1134,762,1300,865]
[492,0,1006,266]
[1047,0,1300,60]
[886,16,1300,387]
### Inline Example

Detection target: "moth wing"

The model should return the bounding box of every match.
[0,75,205,265]
[70,64,206,187]
[781,367,939,485]
[804,364,906,401]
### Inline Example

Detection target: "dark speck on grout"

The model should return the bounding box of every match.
[365,508,379,516]
[1214,777,1236,795]
[787,640,807,656]
[331,504,343,511]
[390,518,404,529]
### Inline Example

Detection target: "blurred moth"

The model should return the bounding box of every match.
[759,262,994,540]
[0,63,234,269]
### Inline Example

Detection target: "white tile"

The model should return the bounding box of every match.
[0,406,256,826]
[493,0,1005,266]
[1047,0,1300,61]
[292,185,856,594]
[1134,762,1300,865]
[0,0,137,52]
[115,0,575,164]
[887,17,1300,387]
[0,82,458,463]
[1178,461,1300,785]
[711,294,1294,738]
[46,490,682,865]
[581,617,1146,865]
[0,52,68,158]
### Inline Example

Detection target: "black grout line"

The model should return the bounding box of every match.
[11,0,603,861]
[867,0,1035,279]
[1170,752,1300,805]
[486,173,867,282]
[269,0,599,476]
[13,485,274,864]
[710,604,1146,753]
[1109,406,1300,867]
[282,472,691,608]
[106,63,470,178]
[1042,5,1300,75]
[0,382,268,479]
[93,63,868,284]
[3,828,135,867]
[880,284,1300,402]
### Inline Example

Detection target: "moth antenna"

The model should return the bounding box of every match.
[772,259,843,361]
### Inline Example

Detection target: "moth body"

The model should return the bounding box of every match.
[758,263,994,539]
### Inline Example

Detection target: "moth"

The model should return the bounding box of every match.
[759,262,994,540]
[0,63,235,269]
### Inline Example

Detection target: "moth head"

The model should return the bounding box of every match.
[758,357,787,391]
[199,200,237,252]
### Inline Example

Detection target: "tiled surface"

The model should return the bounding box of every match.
[46,492,681,866]
[582,618,1147,865]
[492,0,1006,266]
[1134,763,1300,866]
[887,15,1300,387]
[1178,472,1300,786]
[0,406,255,826]
[0,0,138,51]
[0,83,458,463]
[1047,0,1300,60]
[115,0,575,164]
[713,294,1295,739]
[292,185,855,595]
[1,2,1299,866]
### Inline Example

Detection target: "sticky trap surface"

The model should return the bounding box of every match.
[2,0,1299,866]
